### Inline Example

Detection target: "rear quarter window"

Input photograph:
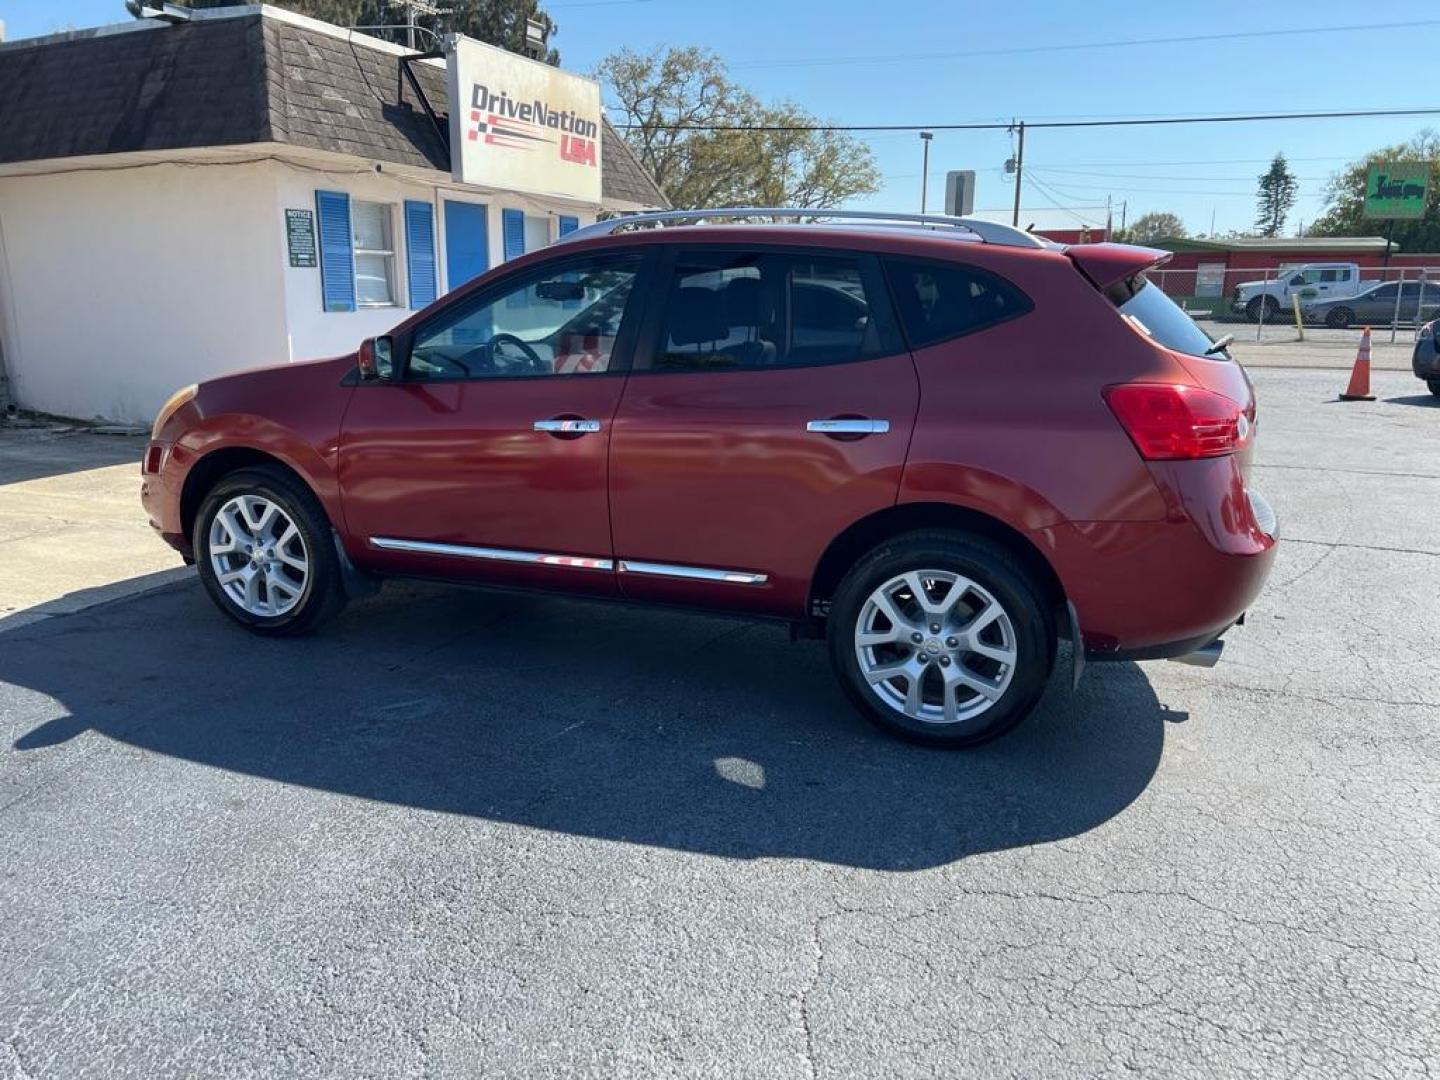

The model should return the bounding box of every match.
[883,257,1033,349]
[1106,273,1226,359]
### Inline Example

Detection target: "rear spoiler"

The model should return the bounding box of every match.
[1067,243,1172,291]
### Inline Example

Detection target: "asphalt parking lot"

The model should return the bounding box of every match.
[1,367,1437,1078]
[1195,316,1423,370]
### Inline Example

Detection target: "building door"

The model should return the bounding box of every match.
[443,200,488,293]
[1195,262,1226,299]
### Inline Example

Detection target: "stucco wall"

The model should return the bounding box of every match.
[0,160,290,424]
[0,154,597,425]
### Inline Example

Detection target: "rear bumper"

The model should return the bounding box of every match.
[1040,464,1278,657]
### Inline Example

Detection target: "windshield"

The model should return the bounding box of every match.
[1105,273,1226,359]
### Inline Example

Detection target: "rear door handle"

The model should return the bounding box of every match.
[806,418,890,436]
[534,418,602,434]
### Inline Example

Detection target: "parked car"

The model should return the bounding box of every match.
[1303,279,1440,329]
[141,209,1277,748]
[1414,319,1440,396]
[1231,262,1362,322]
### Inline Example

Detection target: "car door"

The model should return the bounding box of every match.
[339,248,653,597]
[1357,283,1397,322]
[607,244,920,618]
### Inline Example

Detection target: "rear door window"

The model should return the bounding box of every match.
[882,257,1032,348]
[645,249,897,371]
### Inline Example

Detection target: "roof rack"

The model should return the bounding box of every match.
[557,207,1050,250]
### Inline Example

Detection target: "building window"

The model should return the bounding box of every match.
[524,214,550,253]
[352,201,397,307]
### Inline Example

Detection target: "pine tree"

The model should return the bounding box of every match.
[1255,153,1298,237]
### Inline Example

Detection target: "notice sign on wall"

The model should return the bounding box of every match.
[446,35,603,204]
[1363,162,1430,220]
[286,209,317,267]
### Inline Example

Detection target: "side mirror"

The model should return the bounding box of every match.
[357,335,395,380]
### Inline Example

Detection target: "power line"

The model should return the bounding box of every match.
[1031,167,1331,182]
[1022,174,1106,226]
[1027,154,1354,168]
[612,106,1440,134]
[728,20,1440,70]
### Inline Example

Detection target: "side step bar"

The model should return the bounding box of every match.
[1168,640,1225,668]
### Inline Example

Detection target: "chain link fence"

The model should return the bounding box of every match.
[1147,264,1440,346]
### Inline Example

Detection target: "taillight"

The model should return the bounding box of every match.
[1103,383,1252,460]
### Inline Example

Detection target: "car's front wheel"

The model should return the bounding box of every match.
[194,466,348,635]
[1326,307,1355,329]
[827,531,1054,748]
[1246,296,1279,323]
[1428,379,1440,398]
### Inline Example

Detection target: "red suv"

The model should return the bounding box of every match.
[141,209,1276,747]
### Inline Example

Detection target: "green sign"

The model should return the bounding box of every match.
[1363,162,1430,220]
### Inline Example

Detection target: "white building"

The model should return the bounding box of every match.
[0,4,667,424]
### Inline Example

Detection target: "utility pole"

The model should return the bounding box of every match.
[919,132,933,214]
[1119,200,1128,237]
[1010,120,1026,227]
[1105,194,1113,240]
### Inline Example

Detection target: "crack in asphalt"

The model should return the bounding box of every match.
[1281,536,1440,559]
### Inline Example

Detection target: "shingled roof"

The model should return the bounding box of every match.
[0,6,668,209]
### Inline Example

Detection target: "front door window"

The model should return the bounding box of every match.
[409,255,642,380]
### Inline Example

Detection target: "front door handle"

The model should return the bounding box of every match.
[534,418,602,435]
[806,418,890,436]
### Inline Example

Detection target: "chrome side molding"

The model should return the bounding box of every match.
[618,560,768,585]
[369,537,613,570]
[367,539,767,585]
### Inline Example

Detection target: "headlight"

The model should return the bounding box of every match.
[151,383,198,439]
[1418,321,1435,341]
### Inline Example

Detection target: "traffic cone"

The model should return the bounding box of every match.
[1339,327,1376,401]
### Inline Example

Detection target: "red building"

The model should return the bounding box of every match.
[1140,236,1439,311]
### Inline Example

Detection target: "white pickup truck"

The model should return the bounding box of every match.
[1230,262,1363,321]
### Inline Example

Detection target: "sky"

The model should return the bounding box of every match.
[2,0,1434,235]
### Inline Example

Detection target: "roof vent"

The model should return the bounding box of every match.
[137,4,192,23]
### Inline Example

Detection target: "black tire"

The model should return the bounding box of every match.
[826,530,1055,748]
[193,465,348,635]
[1428,379,1440,398]
[1245,296,1278,323]
[1326,307,1354,330]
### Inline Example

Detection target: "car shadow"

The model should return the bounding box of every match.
[2,580,1178,871]
[1384,393,1440,408]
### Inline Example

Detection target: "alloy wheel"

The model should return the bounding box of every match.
[208,494,309,618]
[854,570,1018,727]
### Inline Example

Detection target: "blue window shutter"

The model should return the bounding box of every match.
[502,208,525,261]
[404,200,437,309]
[558,215,580,237]
[443,201,489,290]
[315,189,355,313]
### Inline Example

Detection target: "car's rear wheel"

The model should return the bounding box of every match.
[1326,307,1355,329]
[194,466,348,635]
[827,531,1054,748]
[1428,379,1440,398]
